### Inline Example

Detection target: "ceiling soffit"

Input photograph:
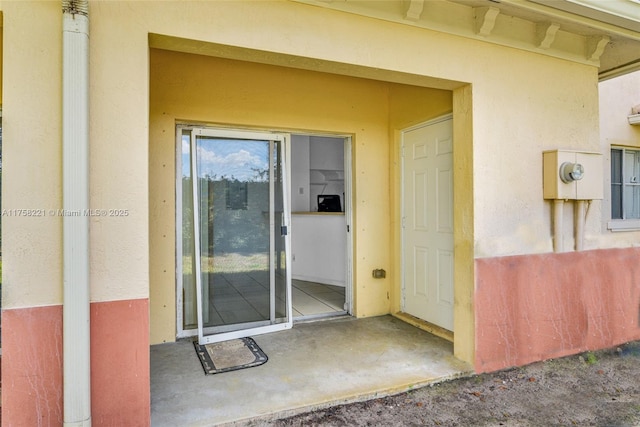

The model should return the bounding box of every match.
[292,0,640,79]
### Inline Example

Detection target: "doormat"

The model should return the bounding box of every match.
[193,337,268,375]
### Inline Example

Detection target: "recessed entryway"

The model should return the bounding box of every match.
[149,46,476,364]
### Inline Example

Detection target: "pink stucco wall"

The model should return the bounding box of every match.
[475,247,640,373]
[90,299,150,425]
[2,305,63,425]
[1,299,150,426]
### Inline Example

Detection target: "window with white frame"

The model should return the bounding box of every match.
[611,147,640,221]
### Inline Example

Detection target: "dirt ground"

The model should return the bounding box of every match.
[267,341,640,427]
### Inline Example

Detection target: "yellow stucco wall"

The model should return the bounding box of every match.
[2,1,63,308]
[0,15,4,106]
[149,49,453,344]
[600,71,640,147]
[452,84,475,364]
[471,53,601,257]
[2,0,150,309]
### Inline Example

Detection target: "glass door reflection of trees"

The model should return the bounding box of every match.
[180,127,291,344]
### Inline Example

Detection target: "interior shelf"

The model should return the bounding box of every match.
[310,169,344,184]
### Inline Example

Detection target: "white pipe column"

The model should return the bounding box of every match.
[62,1,91,426]
[553,199,564,252]
[575,200,586,251]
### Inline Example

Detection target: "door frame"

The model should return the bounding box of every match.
[192,128,292,344]
[175,126,354,339]
[176,125,293,342]
[400,113,454,328]
[290,133,353,320]
[343,135,354,316]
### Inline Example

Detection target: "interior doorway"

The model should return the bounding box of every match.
[290,134,351,320]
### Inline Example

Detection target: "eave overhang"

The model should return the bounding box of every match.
[291,0,640,80]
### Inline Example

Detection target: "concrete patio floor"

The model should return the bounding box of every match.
[150,315,473,426]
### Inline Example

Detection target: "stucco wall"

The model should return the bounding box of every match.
[476,248,640,372]
[473,71,640,372]
[0,20,3,106]
[2,0,63,309]
[472,55,600,257]
[600,71,640,148]
[1,1,149,310]
[1,2,151,424]
[96,0,607,280]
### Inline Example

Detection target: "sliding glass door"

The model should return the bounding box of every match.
[180,127,292,344]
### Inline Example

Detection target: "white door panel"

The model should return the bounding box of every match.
[402,117,454,331]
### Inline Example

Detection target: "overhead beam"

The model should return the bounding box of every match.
[405,0,425,21]
[587,35,610,62]
[536,22,561,49]
[475,7,500,37]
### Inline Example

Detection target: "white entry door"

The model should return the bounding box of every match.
[401,116,454,331]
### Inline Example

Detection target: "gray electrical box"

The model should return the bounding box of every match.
[543,150,603,200]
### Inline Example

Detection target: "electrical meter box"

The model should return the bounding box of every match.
[543,150,603,200]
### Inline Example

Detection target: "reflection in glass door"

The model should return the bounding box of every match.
[180,127,291,344]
